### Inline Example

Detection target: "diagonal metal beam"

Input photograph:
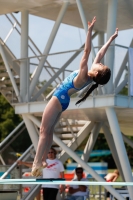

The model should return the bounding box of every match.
[29,1,69,98]
[0,44,21,102]
[114,75,128,94]
[81,122,101,162]
[58,121,94,163]
[31,44,84,101]
[114,39,133,88]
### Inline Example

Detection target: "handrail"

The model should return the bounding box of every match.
[0,121,24,148]
[0,144,34,179]
[1,126,26,153]
[5,14,62,84]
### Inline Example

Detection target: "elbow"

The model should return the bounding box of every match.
[84,49,90,54]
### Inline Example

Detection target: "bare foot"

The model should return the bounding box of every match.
[31,162,47,177]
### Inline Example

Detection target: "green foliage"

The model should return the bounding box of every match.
[119,86,128,96]
[0,94,22,141]
[0,94,31,153]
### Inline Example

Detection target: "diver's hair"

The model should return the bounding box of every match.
[75,67,111,105]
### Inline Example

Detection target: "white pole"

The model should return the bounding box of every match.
[23,114,39,151]
[105,0,118,93]
[105,107,133,199]
[76,0,96,60]
[20,10,29,101]
[98,32,105,95]
[81,123,101,162]
[29,1,69,98]
[103,124,125,181]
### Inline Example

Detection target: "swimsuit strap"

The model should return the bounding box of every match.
[72,72,92,90]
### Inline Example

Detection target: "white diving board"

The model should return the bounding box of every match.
[0,179,132,186]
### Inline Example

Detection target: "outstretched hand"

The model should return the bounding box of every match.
[111,28,118,40]
[88,16,96,30]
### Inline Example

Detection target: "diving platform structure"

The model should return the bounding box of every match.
[0,0,133,199]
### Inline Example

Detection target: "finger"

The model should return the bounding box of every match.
[88,21,91,25]
[93,16,96,21]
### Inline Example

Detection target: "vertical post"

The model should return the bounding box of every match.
[106,0,118,93]
[98,32,105,95]
[105,107,133,199]
[29,1,69,98]
[20,10,29,101]
[128,48,133,96]
[103,125,125,181]
[76,0,96,60]
[98,32,104,63]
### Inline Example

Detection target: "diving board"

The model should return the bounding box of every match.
[0,179,132,186]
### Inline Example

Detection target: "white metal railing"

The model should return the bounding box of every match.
[0,13,132,104]
[11,43,132,103]
[0,144,34,179]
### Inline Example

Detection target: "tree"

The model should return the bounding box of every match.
[0,93,31,153]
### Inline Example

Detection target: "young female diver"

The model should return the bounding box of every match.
[31,16,118,177]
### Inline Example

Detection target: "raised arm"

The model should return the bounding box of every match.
[93,28,118,65]
[79,17,96,76]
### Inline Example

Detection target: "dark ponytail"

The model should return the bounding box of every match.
[75,83,98,105]
[75,67,111,105]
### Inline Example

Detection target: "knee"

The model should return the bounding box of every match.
[40,125,51,136]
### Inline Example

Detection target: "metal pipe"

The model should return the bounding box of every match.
[0,121,24,148]
[20,10,29,101]
[102,124,125,181]
[81,122,101,162]
[105,0,118,93]
[23,114,39,151]
[32,44,85,101]
[105,107,133,198]
[76,0,96,60]
[114,76,128,95]
[0,145,34,179]
[29,1,69,98]
[0,44,21,102]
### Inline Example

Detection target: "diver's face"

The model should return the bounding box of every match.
[92,63,104,71]
[91,63,105,77]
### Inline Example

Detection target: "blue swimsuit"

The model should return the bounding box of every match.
[53,70,92,111]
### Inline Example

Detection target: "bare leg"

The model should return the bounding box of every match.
[42,112,62,161]
[31,97,62,177]
[36,191,41,200]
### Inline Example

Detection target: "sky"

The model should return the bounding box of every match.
[0,13,133,82]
